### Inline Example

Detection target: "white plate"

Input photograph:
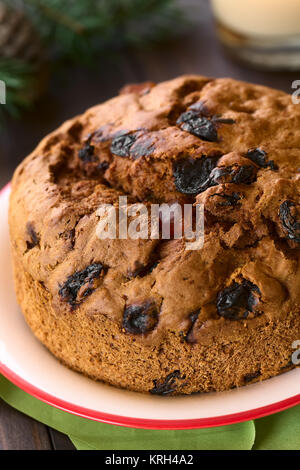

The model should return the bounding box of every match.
[0,184,299,429]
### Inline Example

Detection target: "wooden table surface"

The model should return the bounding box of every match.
[0,0,299,450]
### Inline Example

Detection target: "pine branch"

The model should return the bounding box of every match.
[21,0,185,62]
[0,58,36,122]
[26,0,86,35]
[0,0,187,122]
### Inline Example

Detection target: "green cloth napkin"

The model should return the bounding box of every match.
[0,375,299,450]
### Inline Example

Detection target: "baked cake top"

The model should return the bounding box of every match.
[9,75,300,345]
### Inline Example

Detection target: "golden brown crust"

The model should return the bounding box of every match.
[9,74,300,394]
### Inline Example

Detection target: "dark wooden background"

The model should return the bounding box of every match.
[0,0,299,449]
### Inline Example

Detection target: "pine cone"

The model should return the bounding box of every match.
[0,1,43,63]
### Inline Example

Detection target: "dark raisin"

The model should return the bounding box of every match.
[177,110,218,142]
[110,132,137,157]
[26,222,40,250]
[185,309,200,343]
[177,104,235,142]
[213,117,236,125]
[150,370,181,395]
[59,263,105,308]
[97,161,110,171]
[246,148,277,171]
[244,370,261,383]
[173,155,219,195]
[78,142,96,163]
[209,192,241,207]
[173,157,255,196]
[209,165,257,185]
[233,166,257,184]
[216,280,261,320]
[122,301,159,334]
[189,103,237,127]
[279,200,300,243]
[128,261,158,278]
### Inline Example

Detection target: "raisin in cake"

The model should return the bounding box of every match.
[9,75,300,395]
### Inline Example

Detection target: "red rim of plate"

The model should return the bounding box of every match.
[1,183,299,430]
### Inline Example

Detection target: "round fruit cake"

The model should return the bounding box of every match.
[9,75,300,395]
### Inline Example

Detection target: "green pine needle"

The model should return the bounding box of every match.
[23,0,185,62]
[1,0,186,122]
[0,58,37,123]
